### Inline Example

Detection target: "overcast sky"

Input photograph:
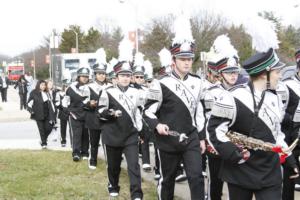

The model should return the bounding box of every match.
[1,0,299,57]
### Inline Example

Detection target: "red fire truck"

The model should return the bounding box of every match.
[6,62,25,83]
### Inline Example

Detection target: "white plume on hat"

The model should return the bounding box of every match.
[144,60,153,76]
[134,52,145,67]
[172,13,194,45]
[95,48,107,65]
[158,48,172,67]
[211,34,239,60]
[118,38,134,62]
[244,15,279,52]
[106,57,118,74]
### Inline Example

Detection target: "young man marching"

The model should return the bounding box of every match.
[144,15,206,200]
[65,67,90,161]
[97,39,143,200]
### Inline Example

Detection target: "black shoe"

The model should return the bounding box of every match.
[61,143,66,147]
[73,155,80,162]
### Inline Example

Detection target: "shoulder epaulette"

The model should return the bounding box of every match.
[105,85,114,90]
[208,84,220,91]
[228,83,247,92]
[188,73,201,79]
[157,74,169,80]
[282,77,293,82]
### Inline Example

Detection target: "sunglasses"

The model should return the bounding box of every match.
[135,76,144,79]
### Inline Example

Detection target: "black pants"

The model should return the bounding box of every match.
[36,119,53,145]
[19,93,27,110]
[1,87,7,102]
[282,151,300,200]
[104,144,143,200]
[228,183,281,200]
[69,118,89,157]
[89,129,101,165]
[60,118,67,144]
[157,139,204,200]
[207,155,223,200]
[141,136,150,164]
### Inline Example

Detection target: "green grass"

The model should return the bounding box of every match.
[0,150,157,200]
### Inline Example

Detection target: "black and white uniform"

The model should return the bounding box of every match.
[207,84,292,200]
[98,85,143,200]
[144,71,206,200]
[132,83,151,165]
[86,81,107,166]
[278,77,300,200]
[48,89,59,122]
[55,90,69,145]
[65,82,90,158]
[203,82,226,200]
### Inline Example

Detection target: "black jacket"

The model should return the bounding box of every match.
[0,76,9,89]
[14,81,28,95]
[27,90,56,121]
[207,84,294,189]
[85,82,107,130]
[143,72,206,152]
[55,91,69,121]
[98,85,143,147]
[65,82,90,121]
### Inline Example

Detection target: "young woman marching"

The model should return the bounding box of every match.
[86,61,108,169]
[27,80,56,148]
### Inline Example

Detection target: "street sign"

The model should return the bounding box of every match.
[71,48,77,53]
[30,60,35,67]
[46,55,50,64]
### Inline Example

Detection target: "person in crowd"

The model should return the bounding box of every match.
[144,15,206,200]
[86,62,108,169]
[14,75,28,110]
[55,83,69,147]
[27,80,56,149]
[207,48,299,200]
[0,72,9,102]
[65,67,90,162]
[97,40,143,199]
[277,49,300,200]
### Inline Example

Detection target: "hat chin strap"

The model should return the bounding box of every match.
[266,71,271,90]
[220,73,232,89]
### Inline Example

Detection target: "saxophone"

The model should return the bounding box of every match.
[226,131,298,155]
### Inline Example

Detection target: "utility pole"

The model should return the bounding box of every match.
[72,30,79,53]
[33,49,36,80]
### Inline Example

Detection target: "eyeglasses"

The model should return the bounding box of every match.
[135,76,144,79]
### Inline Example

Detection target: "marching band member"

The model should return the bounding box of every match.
[86,49,108,169]
[208,17,300,200]
[97,38,143,200]
[144,14,206,200]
